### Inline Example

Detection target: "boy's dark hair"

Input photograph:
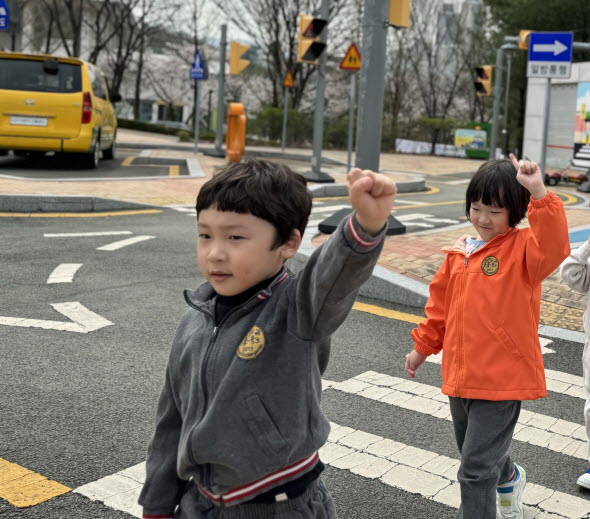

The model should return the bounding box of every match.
[466,159,529,227]
[196,159,312,248]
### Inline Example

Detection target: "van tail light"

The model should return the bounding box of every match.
[81,92,92,124]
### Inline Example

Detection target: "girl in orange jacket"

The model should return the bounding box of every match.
[405,155,569,519]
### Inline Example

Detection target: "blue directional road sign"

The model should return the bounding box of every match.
[527,32,573,79]
[0,0,9,30]
[190,50,207,81]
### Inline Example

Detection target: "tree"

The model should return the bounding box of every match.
[211,0,349,109]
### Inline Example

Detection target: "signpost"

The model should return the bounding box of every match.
[190,50,207,153]
[527,32,573,173]
[281,71,294,153]
[340,43,361,172]
[0,0,9,30]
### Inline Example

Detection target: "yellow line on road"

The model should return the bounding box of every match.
[551,189,578,206]
[0,457,70,507]
[0,209,162,218]
[121,156,134,167]
[394,199,463,211]
[353,302,423,324]
[169,165,180,176]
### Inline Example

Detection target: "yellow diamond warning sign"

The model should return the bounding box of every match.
[339,43,361,71]
[283,70,294,88]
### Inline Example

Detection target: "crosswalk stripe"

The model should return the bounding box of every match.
[0,457,70,507]
[44,231,134,237]
[320,417,590,519]
[327,372,588,460]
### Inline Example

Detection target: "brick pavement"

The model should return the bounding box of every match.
[313,207,589,332]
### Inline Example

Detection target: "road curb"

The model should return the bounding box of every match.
[119,142,345,166]
[309,177,426,197]
[0,194,158,213]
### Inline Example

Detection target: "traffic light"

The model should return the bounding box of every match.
[229,42,250,75]
[474,65,493,96]
[388,0,410,28]
[518,30,532,50]
[297,15,327,64]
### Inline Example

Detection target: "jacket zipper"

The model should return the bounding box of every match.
[455,255,468,394]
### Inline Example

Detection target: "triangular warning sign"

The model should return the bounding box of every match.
[283,71,294,88]
[339,43,361,71]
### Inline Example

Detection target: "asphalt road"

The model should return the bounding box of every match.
[1,208,589,518]
[0,149,188,178]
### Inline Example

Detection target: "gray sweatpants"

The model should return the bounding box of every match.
[449,397,521,519]
[174,478,336,519]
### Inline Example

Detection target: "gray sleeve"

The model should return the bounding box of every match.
[138,365,184,517]
[560,241,590,294]
[288,212,386,341]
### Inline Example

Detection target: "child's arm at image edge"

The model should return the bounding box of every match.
[560,240,590,294]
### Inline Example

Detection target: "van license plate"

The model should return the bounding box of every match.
[9,116,48,127]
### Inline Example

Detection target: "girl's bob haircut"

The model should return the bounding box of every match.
[466,159,530,228]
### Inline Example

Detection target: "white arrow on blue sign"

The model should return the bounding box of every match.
[190,50,207,81]
[0,0,10,30]
[527,32,573,79]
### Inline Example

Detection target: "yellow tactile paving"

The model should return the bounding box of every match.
[0,457,70,507]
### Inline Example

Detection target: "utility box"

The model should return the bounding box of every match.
[226,103,246,163]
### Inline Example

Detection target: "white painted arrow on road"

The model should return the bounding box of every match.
[0,302,114,334]
[533,40,568,55]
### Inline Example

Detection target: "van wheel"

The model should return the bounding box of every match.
[546,176,558,186]
[81,138,100,169]
[103,139,116,160]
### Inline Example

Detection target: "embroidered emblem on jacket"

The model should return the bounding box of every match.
[481,256,499,276]
[237,326,266,359]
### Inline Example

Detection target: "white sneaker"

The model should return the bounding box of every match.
[497,464,526,519]
[577,469,590,489]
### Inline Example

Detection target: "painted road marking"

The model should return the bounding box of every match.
[310,205,352,214]
[352,303,586,400]
[44,231,133,238]
[320,419,590,519]
[96,236,155,251]
[0,302,114,334]
[47,263,83,284]
[0,210,162,218]
[329,372,588,459]
[74,463,144,518]
[169,165,180,177]
[121,157,134,167]
[0,457,70,507]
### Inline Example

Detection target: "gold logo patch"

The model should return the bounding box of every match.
[237,326,265,360]
[481,256,499,276]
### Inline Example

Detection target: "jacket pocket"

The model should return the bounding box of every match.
[496,326,524,361]
[245,393,288,455]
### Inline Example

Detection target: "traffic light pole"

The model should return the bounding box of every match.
[281,87,289,153]
[210,24,227,157]
[489,43,517,161]
[355,0,388,172]
[304,0,334,183]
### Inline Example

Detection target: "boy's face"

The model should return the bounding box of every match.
[469,200,510,242]
[197,208,299,296]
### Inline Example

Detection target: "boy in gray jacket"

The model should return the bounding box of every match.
[139,159,396,518]
[560,235,590,489]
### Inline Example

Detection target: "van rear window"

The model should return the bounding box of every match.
[0,58,82,93]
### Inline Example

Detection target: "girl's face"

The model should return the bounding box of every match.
[469,200,511,242]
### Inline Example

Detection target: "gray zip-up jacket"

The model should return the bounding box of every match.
[560,240,590,336]
[139,214,386,517]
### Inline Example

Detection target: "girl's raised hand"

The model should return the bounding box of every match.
[509,153,547,200]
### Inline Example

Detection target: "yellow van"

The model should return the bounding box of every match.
[0,52,119,168]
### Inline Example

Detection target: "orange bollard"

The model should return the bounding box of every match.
[226,103,246,162]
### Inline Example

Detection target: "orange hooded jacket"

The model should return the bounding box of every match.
[411,191,570,401]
